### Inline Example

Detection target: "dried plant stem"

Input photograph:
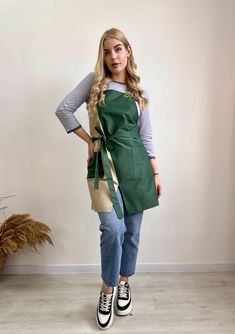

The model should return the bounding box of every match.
[0,213,54,255]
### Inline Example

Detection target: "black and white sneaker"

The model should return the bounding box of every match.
[116,281,132,316]
[96,287,117,330]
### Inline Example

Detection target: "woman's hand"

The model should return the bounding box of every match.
[71,128,95,167]
[87,141,95,167]
[149,158,162,198]
[154,175,162,198]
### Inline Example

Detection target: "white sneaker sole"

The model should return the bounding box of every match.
[115,300,132,316]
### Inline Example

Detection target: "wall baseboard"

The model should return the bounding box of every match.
[2,262,235,274]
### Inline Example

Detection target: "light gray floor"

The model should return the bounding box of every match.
[0,272,235,333]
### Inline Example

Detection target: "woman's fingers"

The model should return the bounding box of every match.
[154,176,162,198]
[87,142,95,166]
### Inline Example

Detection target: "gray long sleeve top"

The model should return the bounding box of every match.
[55,72,156,158]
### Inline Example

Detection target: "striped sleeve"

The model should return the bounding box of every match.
[55,72,94,133]
[137,90,156,159]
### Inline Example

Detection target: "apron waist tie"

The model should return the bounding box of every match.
[92,126,138,219]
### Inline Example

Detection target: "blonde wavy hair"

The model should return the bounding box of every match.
[87,28,148,119]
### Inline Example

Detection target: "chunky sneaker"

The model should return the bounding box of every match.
[96,287,116,330]
[116,281,132,316]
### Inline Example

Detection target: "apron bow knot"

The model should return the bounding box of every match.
[94,126,113,151]
[92,126,123,219]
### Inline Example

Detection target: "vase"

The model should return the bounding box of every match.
[0,251,7,274]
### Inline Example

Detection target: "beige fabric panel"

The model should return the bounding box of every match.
[87,178,119,212]
[86,108,119,213]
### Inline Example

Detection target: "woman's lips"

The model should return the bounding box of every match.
[111,63,120,67]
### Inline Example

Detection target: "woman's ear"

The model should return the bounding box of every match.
[127,45,131,57]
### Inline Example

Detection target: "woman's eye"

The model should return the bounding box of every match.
[104,47,122,56]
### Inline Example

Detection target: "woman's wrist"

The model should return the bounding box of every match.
[87,138,94,146]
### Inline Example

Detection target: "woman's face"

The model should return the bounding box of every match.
[103,38,131,80]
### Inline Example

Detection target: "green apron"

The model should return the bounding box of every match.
[87,89,159,218]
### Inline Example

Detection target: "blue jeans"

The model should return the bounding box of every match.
[97,187,144,287]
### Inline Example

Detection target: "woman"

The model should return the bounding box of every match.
[55,27,162,330]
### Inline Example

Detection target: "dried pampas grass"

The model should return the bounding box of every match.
[0,213,54,255]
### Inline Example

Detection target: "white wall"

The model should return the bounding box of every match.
[0,0,235,272]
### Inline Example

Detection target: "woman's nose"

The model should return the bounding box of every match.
[111,51,117,60]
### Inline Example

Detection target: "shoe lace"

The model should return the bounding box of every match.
[99,293,112,312]
[118,283,128,299]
